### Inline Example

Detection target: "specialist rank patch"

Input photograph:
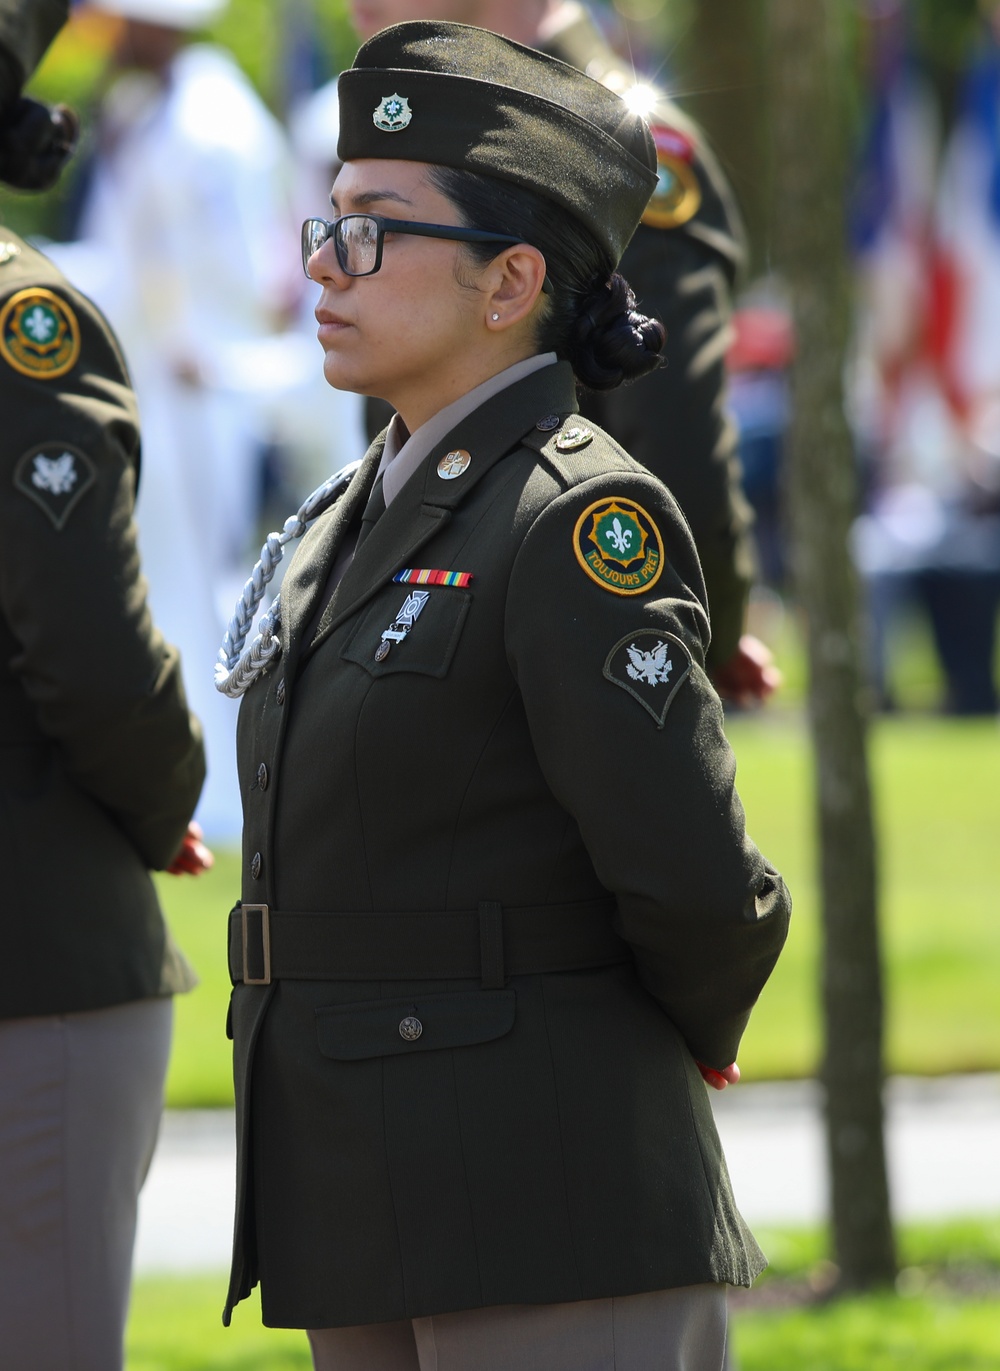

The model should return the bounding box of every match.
[0,288,81,380]
[573,496,664,596]
[603,629,693,727]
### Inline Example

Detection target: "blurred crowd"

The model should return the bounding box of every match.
[731,3,1000,719]
[12,0,1000,833]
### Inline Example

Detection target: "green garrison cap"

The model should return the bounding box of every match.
[337,21,658,268]
[0,0,68,102]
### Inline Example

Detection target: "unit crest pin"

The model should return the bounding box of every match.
[373,93,412,132]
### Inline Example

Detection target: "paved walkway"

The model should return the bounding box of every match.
[134,1073,1000,1273]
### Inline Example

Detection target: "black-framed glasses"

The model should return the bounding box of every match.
[302,213,551,291]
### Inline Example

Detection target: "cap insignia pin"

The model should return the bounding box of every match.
[437,449,471,480]
[373,94,412,133]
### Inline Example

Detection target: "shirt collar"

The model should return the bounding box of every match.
[377,353,558,507]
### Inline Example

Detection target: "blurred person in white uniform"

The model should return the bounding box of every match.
[65,0,300,836]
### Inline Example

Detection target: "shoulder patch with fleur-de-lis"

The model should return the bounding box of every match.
[0,287,81,379]
[573,496,664,596]
[14,442,97,529]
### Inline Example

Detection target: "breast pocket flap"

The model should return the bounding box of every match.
[340,586,471,678]
[315,988,515,1061]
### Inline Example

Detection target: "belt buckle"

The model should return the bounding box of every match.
[241,904,271,985]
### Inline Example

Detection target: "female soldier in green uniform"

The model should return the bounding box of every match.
[221,21,790,1370]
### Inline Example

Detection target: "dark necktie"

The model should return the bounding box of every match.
[353,472,386,555]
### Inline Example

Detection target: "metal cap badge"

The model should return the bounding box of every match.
[373,94,412,132]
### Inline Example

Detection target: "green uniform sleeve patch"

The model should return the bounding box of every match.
[573,496,664,595]
[604,630,693,727]
[14,443,97,529]
[0,287,81,380]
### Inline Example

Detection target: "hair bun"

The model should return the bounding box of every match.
[0,98,79,192]
[571,273,665,391]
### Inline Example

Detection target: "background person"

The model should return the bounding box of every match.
[221,21,790,1370]
[0,3,209,1366]
[55,0,302,838]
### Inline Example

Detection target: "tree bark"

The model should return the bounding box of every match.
[767,0,896,1288]
[678,0,771,274]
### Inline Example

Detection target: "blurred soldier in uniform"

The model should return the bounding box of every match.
[60,0,300,837]
[0,3,208,1366]
[335,0,777,701]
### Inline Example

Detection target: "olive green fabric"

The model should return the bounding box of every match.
[0,0,67,99]
[224,362,790,1328]
[0,231,205,1018]
[338,20,657,267]
[544,5,756,668]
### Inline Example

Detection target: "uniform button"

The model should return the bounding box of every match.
[399,1016,423,1042]
[250,852,262,880]
[257,762,269,792]
[276,679,286,706]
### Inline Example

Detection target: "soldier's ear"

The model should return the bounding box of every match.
[483,245,548,332]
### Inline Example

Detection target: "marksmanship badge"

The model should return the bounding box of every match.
[14,442,96,529]
[373,93,412,132]
[603,630,693,727]
[0,288,81,379]
[573,496,664,596]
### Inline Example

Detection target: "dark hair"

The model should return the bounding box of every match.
[0,97,78,192]
[429,165,664,391]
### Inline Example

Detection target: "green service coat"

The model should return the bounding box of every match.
[225,362,790,1329]
[0,229,205,1018]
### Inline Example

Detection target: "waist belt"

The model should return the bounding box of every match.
[228,898,629,989]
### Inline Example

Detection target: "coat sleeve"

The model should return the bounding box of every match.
[578,99,756,669]
[0,276,205,869]
[504,468,789,1069]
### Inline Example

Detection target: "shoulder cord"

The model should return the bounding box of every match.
[214,459,363,699]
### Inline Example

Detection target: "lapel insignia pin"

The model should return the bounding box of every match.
[375,589,430,661]
[437,449,471,480]
[555,425,593,452]
[0,242,21,266]
[373,93,412,132]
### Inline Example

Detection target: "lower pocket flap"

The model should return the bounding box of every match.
[315,989,516,1061]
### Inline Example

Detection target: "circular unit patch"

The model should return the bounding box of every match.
[0,288,81,380]
[573,497,664,596]
[643,154,702,229]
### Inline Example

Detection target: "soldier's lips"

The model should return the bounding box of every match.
[316,311,352,344]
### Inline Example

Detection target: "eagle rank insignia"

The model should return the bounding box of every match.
[603,630,693,727]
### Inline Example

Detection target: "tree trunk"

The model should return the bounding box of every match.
[679,0,771,275]
[767,0,897,1288]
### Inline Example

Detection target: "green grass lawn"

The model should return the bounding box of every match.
[126,1219,1000,1370]
[157,711,1000,1106]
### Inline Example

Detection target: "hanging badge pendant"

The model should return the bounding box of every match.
[375,589,430,660]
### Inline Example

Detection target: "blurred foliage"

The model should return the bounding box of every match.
[1,0,359,241]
